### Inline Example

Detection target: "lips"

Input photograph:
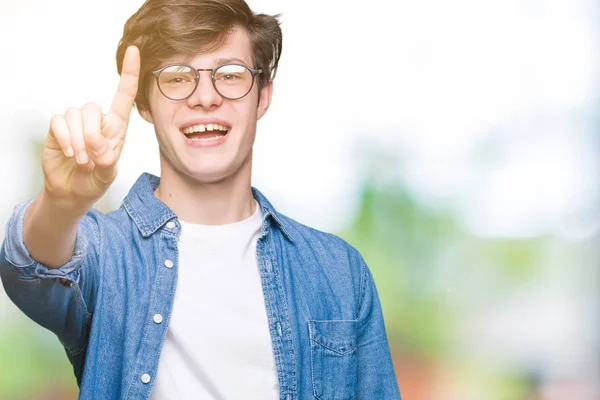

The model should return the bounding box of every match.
[178,118,231,146]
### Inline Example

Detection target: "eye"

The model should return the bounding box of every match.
[215,64,248,83]
[158,66,196,86]
[217,73,239,81]
[166,74,194,83]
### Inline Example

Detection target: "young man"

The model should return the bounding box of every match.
[0,0,401,399]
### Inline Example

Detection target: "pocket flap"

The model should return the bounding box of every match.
[308,320,358,355]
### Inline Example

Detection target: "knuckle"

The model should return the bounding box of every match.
[65,107,80,116]
[49,118,66,139]
[82,116,101,132]
[50,114,65,128]
[82,102,101,113]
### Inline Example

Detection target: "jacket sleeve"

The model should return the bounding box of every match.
[356,257,402,399]
[0,199,100,358]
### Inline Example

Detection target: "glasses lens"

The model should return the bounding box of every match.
[214,64,254,99]
[157,65,197,100]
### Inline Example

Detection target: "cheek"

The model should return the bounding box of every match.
[148,86,177,122]
[152,103,179,130]
[238,97,260,123]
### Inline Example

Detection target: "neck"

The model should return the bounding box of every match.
[155,158,256,226]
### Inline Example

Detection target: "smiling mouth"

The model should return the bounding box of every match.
[181,123,229,141]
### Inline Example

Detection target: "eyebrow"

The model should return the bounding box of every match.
[165,56,254,69]
[214,57,252,67]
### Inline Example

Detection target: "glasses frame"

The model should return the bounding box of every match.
[152,63,263,101]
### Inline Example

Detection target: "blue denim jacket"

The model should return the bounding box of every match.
[1,173,401,400]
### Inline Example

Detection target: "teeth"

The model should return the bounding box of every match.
[189,135,224,141]
[182,124,229,134]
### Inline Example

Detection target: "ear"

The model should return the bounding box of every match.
[139,107,154,124]
[256,79,274,121]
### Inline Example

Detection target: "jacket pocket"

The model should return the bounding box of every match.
[308,320,358,400]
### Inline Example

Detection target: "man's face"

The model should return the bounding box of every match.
[140,27,272,184]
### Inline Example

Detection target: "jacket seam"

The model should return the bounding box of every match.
[64,217,98,356]
[356,259,368,321]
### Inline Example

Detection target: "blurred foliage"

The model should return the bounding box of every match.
[338,178,547,361]
[339,182,458,357]
[0,313,77,400]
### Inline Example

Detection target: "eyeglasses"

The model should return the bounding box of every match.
[152,63,262,101]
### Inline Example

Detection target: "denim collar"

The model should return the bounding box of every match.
[122,173,294,242]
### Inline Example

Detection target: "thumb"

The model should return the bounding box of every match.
[85,128,115,168]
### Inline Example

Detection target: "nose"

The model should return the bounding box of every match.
[186,70,223,109]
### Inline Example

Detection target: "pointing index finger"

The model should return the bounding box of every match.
[109,46,140,123]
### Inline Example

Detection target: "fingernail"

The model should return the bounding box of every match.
[65,147,74,157]
[76,151,89,164]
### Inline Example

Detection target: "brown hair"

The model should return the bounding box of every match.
[115,0,282,112]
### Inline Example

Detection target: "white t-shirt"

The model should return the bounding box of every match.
[150,202,279,399]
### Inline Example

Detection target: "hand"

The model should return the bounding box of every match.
[41,46,140,211]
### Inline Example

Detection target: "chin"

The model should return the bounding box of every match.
[171,153,250,185]
[183,166,234,184]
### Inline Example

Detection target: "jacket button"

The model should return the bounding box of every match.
[164,260,174,269]
[153,314,163,324]
[141,374,151,384]
[166,221,176,230]
[58,278,74,288]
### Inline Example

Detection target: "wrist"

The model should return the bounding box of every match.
[39,187,92,218]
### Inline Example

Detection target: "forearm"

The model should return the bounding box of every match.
[23,190,90,269]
